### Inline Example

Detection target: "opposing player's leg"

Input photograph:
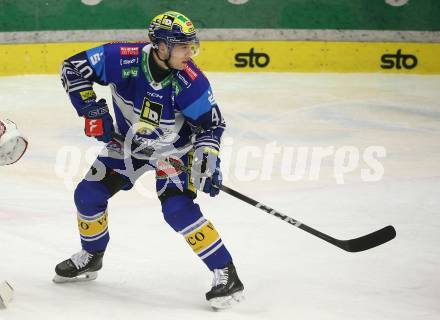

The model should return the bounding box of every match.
[157,153,244,309]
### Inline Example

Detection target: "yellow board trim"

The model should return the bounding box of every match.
[77,211,108,237]
[1,41,440,75]
[185,221,220,254]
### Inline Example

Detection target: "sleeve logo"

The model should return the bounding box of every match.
[79,90,96,101]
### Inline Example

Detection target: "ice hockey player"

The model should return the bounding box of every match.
[54,11,244,309]
[0,119,28,166]
[0,119,27,308]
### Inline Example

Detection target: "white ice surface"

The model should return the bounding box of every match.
[0,73,439,319]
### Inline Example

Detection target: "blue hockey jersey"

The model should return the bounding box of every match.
[60,42,225,152]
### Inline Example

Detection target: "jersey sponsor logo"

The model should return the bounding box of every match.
[122,67,139,78]
[184,221,220,253]
[119,57,138,66]
[77,211,108,238]
[106,140,123,154]
[146,91,163,99]
[235,48,270,68]
[120,46,139,56]
[183,64,198,80]
[140,97,163,128]
[156,157,183,179]
[79,89,96,101]
[177,72,191,87]
[380,49,418,70]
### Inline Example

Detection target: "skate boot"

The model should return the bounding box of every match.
[53,249,104,283]
[206,262,244,310]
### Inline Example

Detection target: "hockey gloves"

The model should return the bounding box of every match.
[191,147,222,197]
[79,99,114,143]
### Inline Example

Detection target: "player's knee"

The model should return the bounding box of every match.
[74,180,110,214]
[161,194,203,232]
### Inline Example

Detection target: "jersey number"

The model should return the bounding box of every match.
[211,107,221,126]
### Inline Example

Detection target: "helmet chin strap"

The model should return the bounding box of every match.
[153,46,173,70]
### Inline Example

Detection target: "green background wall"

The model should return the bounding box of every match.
[1,0,439,32]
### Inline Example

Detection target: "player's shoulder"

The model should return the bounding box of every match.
[86,42,147,61]
[174,60,210,91]
[85,42,147,81]
[105,41,147,56]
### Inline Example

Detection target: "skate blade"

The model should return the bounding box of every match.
[209,290,245,310]
[52,272,98,284]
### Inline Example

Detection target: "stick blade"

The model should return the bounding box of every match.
[338,225,396,252]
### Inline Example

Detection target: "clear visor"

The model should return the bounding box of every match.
[170,39,200,58]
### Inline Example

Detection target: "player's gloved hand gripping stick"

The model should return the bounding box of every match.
[111,131,396,253]
[191,146,222,197]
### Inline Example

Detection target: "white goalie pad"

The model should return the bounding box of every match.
[0,281,14,308]
[0,119,28,166]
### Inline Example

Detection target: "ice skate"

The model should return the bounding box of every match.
[206,262,244,310]
[53,250,104,283]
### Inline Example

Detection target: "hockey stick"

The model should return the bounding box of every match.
[219,185,396,252]
[112,132,396,252]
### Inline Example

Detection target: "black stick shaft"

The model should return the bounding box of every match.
[220,185,338,243]
[220,185,395,252]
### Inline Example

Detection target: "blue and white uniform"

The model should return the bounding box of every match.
[61,42,232,270]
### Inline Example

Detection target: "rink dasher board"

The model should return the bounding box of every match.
[0,41,439,75]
